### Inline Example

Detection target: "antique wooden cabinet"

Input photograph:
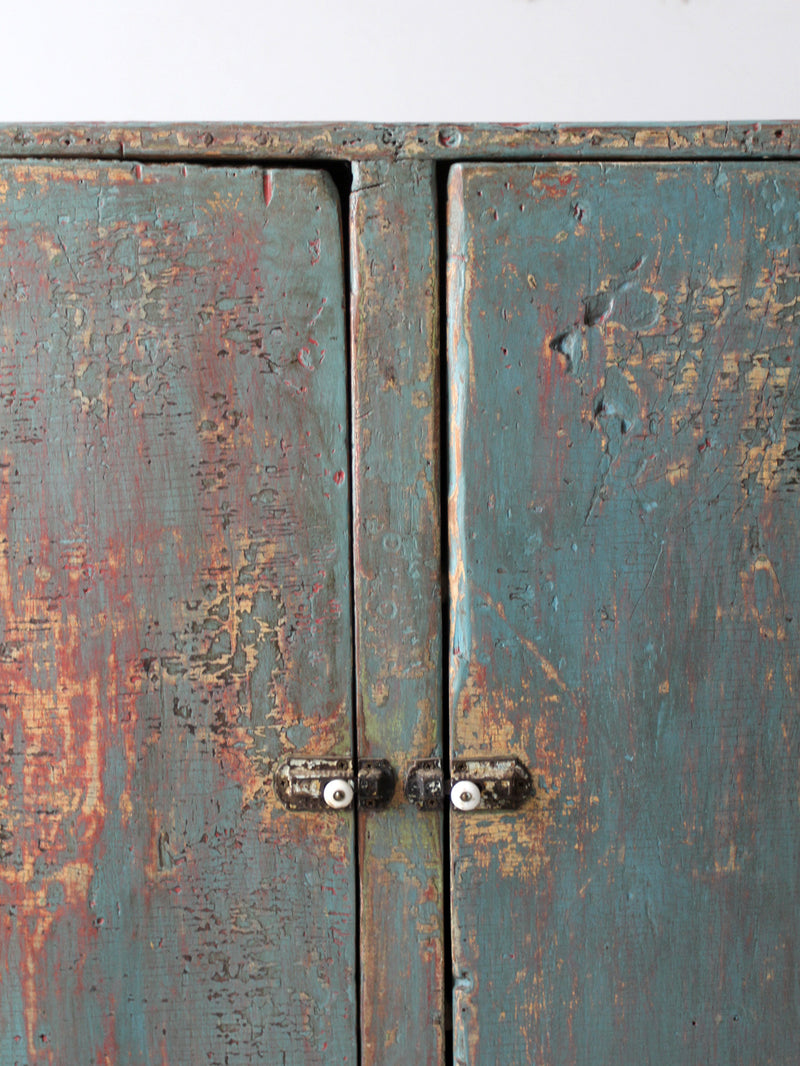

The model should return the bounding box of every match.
[0,123,797,1065]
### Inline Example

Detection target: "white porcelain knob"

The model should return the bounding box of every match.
[451,780,481,811]
[323,778,354,809]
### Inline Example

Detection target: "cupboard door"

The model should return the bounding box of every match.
[0,163,356,1064]
[448,163,800,1064]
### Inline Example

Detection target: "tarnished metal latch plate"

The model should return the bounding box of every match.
[451,757,533,810]
[274,757,395,811]
[274,757,352,811]
[358,759,396,810]
[406,757,533,810]
[405,758,444,810]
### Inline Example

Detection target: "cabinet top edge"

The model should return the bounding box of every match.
[0,122,798,162]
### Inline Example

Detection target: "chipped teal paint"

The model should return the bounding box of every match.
[449,163,800,1065]
[0,163,356,1064]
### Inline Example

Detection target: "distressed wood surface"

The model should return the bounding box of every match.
[449,163,800,1064]
[0,124,797,163]
[350,160,444,1065]
[0,163,356,1064]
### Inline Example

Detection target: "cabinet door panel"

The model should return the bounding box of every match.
[448,163,800,1064]
[0,163,355,1064]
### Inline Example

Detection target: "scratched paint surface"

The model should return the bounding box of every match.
[449,164,800,1064]
[0,163,355,1064]
[350,160,444,1065]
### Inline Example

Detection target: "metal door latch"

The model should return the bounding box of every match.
[450,757,533,810]
[274,757,396,811]
[405,757,533,811]
[404,758,446,810]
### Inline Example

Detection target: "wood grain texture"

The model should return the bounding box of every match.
[0,163,356,1064]
[448,163,800,1065]
[0,124,797,162]
[350,160,444,1065]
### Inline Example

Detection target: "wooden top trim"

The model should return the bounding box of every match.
[0,123,798,162]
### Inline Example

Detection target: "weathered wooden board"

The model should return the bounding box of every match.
[449,163,800,1064]
[0,123,797,163]
[0,163,356,1064]
[350,159,444,1065]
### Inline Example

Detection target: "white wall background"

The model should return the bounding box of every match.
[1,0,798,122]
